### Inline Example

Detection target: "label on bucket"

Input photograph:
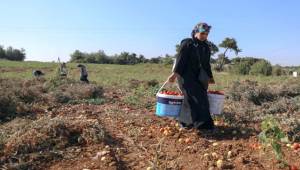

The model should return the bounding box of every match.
[157,97,183,105]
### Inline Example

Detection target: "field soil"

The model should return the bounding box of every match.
[1,89,298,170]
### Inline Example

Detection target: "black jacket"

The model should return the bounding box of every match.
[173,38,213,80]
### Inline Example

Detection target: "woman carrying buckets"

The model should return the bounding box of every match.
[167,22,215,131]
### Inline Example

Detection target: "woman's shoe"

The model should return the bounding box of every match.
[179,122,193,130]
[197,120,215,130]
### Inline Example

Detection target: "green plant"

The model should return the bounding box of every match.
[250,60,272,76]
[227,80,275,105]
[0,90,17,119]
[272,65,286,76]
[231,61,251,75]
[258,116,289,163]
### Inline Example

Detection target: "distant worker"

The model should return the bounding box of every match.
[33,70,44,78]
[59,62,68,77]
[77,64,89,83]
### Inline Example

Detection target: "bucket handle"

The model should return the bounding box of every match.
[157,81,183,94]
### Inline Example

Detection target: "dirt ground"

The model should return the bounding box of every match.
[42,92,300,170]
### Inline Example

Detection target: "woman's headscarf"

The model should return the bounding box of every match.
[191,22,212,38]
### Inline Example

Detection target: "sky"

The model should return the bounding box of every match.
[0,0,299,66]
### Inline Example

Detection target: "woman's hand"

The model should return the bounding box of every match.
[167,73,177,83]
[208,78,215,84]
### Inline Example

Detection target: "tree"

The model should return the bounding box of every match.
[272,65,286,76]
[85,55,97,63]
[149,56,162,64]
[16,48,26,61]
[0,45,5,59]
[4,46,26,61]
[129,53,138,64]
[219,38,242,56]
[5,47,14,60]
[94,50,110,64]
[0,45,26,61]
[138,54,148,63]
[70,50,86,63]
[217,37,242,71]
[215,54,231,71]
[113,52,139,65]
[161,54,174,65]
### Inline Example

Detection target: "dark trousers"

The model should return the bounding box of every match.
[80,75,89,83]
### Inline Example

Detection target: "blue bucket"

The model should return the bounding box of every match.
[155,93,184,117]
